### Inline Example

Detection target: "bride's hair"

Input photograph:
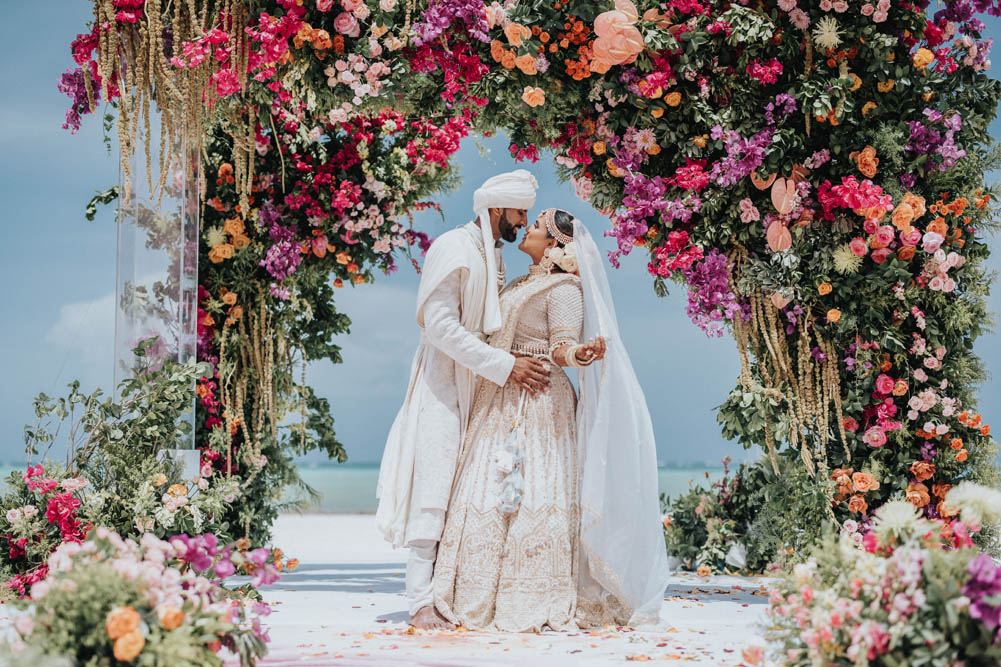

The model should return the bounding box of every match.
[546,209,575,248]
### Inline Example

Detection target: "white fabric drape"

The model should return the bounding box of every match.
[573,220,672,627]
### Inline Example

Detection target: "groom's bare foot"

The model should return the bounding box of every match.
[410,605,455,630]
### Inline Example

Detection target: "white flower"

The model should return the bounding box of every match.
[6,508,21,523]
[204,226,227,247]
[946,482,1001,527]
[872,500,922,542]
[12,614,33,636]
[813,16,843,51]
[833,243,862,274]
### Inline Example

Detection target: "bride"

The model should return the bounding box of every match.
[432,208,670,632]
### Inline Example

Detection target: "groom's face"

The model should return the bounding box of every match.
[496,208,528,243]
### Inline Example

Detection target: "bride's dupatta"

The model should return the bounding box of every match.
[447,272,579,502]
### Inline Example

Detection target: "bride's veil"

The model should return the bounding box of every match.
[572,219,672,626]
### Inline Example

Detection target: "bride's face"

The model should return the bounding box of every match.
[518,215,557,263]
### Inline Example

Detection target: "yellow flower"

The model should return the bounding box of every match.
[166,483,187,498]
[877,79,895,93]
[861,101,877,117]
[913,48,934,69]
[664,91,682,107]
[151,473,168,487]
[592,141,606,155]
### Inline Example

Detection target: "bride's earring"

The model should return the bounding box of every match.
[539,248,555,274]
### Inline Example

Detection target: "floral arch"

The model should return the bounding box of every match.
[65,0,1000,549]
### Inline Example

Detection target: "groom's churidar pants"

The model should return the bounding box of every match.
[405,508,445,616]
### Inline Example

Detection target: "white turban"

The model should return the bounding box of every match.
[473,169,539,333]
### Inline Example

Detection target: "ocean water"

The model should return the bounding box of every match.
[0,463,725,513]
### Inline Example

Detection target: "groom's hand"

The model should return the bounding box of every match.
[509,356,550,395]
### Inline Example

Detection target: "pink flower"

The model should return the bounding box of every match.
[334,12,360,37]
[874,225,895,246]
[871,247,892,263]
[843,416,859,433]
[849,237,868,257]
[739,198,760,223]
[900,227,922,247]
[819,0,832,8]
[861,2,875,14]
[922,231,944,253]
[789,8,810,29]
[833,0,849,10]
[341,0,363,10]
[863,426,887,447]
[863,218,879,234]
[913,368,928,383]
[317,0,335,10]
[211,68,241,97]
[875,373,895,395]
[928,275,945,291]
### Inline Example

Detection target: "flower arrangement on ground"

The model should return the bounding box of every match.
[3,527,281,666]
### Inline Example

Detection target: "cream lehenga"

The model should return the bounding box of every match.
[432,217,672,633]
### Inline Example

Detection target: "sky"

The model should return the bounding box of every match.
[1,4,1000,468]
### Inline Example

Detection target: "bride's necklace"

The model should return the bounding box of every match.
[528,264,548,278]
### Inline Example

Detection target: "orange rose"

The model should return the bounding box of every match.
[353,274,366,284]
[166,483,187,498]
[223,217,245,237]
[664,91,682,107]
[847,73,862,91]
[892,379,909,396]
[847,494,868,514]
[902,193,927,219]
[346,262,359,274]
[927,218,948,236]
[970,413,982,427]
[937,500,960,518]
[896,246,916,261]
[951,437,963,450]
[208,243,235,264]
[106,606,140,640]
[515,53,537,75]
[646,143,661,155]
[521,86,545,107]
[650,107,664,118]
[862,101,878,117]
[826,308,841,323]
[286,558,300,571]
[228,305,243,321]
[504,22,529,47]
[592,141,606,155]
[817,282,832,296]
[850,145,879,179]
[221,292,238,306]
[232,234,251,250]
[913,47,934,68]
[500,51,516,70]
[906,482,931,508]
[852,472,880,493]
[877,79,895,93]
[981,424,991,436]
[932,483,952,499]
[693,134,708,148]
[909,461,936,482]
[955,449,968,462]
[696,564,711,577]
[114,628,146,662]
[158,606,185,631]
[489,39,505,62]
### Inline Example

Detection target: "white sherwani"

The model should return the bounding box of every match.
[376,222,515,549]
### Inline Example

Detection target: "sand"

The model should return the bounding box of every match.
[234,513,770,666]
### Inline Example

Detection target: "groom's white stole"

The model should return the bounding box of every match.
[376,222,508,548]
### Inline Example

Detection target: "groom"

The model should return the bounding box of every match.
[375,170,551,629]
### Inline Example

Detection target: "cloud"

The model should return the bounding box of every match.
[44,289,115,366]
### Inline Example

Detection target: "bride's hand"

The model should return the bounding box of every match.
[575,337,606,364]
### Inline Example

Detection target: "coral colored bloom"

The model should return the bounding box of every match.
[521,86,545,107]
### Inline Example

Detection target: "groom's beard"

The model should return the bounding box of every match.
[498,212,519,243]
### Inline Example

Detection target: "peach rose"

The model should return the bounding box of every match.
[892,379,908,396]
[515,53,537,75]
[827,308,841,324]
[521,86,545,107]
[891,203,914,230]
[927,218,949,236]
[696,564,711,577]
[221,292,238,306]
[504,22,529,47]
[232,234,251,250]
[157,606,185,631]
[955,448,968,462]
[208,243,235,264]
[114,628,146,662]
[896,246,916,261]
[817,282,832,295]
[500,51,516,70]
[909,461,936,482]
[106,606,140,640]
[665,91,682,107]
[852,472,880,493]
[847,494,868,514]
[937,500,960,518]
[850,146,879,179]
[902,193,927,219]
[905,482,930,508]
[223,217,245,237]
